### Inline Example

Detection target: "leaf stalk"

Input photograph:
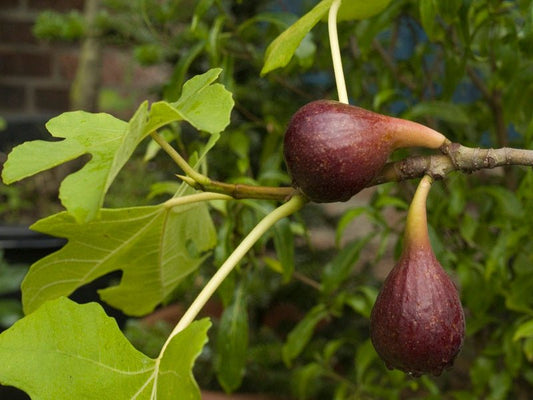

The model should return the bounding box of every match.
[328,0,348,104]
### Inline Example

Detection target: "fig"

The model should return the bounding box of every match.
[369,176,465,376]
[283,100,446,203]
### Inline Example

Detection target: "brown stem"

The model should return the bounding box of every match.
[372,142,533,185]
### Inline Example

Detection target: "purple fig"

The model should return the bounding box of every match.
[283,100,446,203]
[370,176,465,376]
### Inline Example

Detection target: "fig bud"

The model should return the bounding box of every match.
[370,176,465,376]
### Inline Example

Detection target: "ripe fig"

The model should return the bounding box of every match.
[369,176,465,376]
[283,100,447,202]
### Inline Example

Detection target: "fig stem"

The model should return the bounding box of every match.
[328,0,348,104]
[150,130,211,186]
[159,194,308,356]
[177,174,297,201]
[405,175,433,248]
[163,192,233,209]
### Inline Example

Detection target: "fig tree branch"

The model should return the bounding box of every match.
[372,142,533,185]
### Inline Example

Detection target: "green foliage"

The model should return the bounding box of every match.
[0,297,210,399]
[261,0,335,75]
[33,10,85,41]
[22,201,216,316]
[1,0,533,399]
[215,283,249,392]
[1,69,233,223]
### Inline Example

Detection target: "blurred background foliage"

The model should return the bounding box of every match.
[11,0,533,398]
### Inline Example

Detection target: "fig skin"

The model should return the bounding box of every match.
[283,100,446,203]
[369,242,465,376]
[369,176,465,376]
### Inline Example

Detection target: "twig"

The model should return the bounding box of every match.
[177,175,297,201]
[372,142,533,185]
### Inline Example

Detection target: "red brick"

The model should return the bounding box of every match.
[0,84,26,110]
[34,87,70,112]
[0,19,37,44]
[100,49,129,86]
[0,0,20,10]
[56,50,79,81]
[0,51,52,77]
[28,0,84,11]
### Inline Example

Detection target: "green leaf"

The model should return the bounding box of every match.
[157,318,212,399]
[419,0,437,41]
[335,206,371,246]
[513,319,533,341]
[321,236,373,295]
[273,217,295,282]
[473,186,525,219]
[2,69,233,223]
[215,284,249,393]
[1,111,129,223]
[402,101,470,125]
[282,304,329,366]
[292,363,323,399]
[337,0,392,21]
[344,286,378,319]
[355,339,378,383]
[261,0,334,75]
[0,297,210,399]
[22,201,217,316]
[173,68,234,134]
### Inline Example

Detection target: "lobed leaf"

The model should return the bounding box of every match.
[0,297,210,400]
[22,200,217,316]
[2,111,129,223]
[1,69,233,223]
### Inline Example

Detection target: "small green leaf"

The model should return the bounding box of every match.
[344,286,378,319]
[273,218,295,282]
[292,363,323,399]
[215,284,249,393]
[473,186,525,219]
[337,0,392,21]
[355,339,378,383]
[513,319,533,341]
[261,0,334,75]
[22,199,217,316]
[403,101,470,125]
[420,0,437,40]
[173,68,234,134]
[321,236,372,295]
[0,297,211,399]
[335,206,371,246]
[282,304,329,366]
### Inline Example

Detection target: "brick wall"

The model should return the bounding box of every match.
[0,0,170,123]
